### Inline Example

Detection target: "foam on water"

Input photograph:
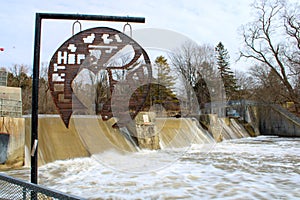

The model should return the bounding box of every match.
[5,136,300,199]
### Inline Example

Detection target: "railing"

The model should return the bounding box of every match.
[0,173,85,200]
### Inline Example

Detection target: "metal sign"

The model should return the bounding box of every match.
[48,27,151,128]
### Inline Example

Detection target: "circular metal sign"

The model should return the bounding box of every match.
[48,27,151,128]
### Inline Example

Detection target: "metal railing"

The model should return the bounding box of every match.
[0,173,85,200]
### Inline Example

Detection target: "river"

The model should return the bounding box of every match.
[3,136,300,199]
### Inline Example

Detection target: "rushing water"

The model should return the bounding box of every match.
[3,136,300,199]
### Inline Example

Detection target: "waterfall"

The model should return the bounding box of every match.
[217,117,251,140]
[119,127,139,150]
[22,115,252,167]
[158,118,215,149]
[230,119,250,138]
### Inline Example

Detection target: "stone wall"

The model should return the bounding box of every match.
[135,112,160,150]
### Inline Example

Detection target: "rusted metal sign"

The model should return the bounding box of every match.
[48,27,151,128]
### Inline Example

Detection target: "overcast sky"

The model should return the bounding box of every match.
[0,0,257,71]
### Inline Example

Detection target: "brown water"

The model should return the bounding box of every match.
[3,136,300,199]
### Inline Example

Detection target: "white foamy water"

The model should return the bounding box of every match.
[4,136,300,199]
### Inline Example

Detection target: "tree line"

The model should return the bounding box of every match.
[170,0,299,114]
[2,63,57,115]
[1,0,299,115]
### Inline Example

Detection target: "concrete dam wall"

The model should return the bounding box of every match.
[23,115,255,166]
[24,115,219,166]
[0,117,25,169]
[1,114,255,168]
[221,101,300,137]
[257,105,300,137]
[24,116,136,166]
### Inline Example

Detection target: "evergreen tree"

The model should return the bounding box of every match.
[153,56,176,103]
[215,42,238,100]
[155,56,175,90]
[193,61,214,108]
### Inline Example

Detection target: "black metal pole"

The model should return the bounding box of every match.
[38,13,145,23]
[31,13,41,185]
[30,12,145,185]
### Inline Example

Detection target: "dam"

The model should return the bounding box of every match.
[0,111,254,169]
[1,54,299,199]
[3,99,300,169]
[2,117,299,199]
[0,108,299,199]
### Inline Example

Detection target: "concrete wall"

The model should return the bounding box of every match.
[25,116,90,166]
[24,115,220,166]
[258,105,300,137]
[0,86,22,117]
[206,101,300,137]
[199,114,253,142]
[24,115,137,166]
[0,117,25,169]
[0,134,9,164]
[0,114,257,168]
[157,117,215,148]
[23,115,219,166]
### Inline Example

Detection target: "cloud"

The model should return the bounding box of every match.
[0,0,252,70]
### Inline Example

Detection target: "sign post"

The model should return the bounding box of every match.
[31,12,145,186]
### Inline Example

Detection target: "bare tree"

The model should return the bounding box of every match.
[7,64,30,87]
[38,62,57,114]
[283,3,300,91]
[249,64,289,103]
[72,69,109,115]
[6,64,32,114]
[235,70,256,99]
[72,54,132,115]
[169,41,218,114]
[93,71,109,114]
[239,0,300,109]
